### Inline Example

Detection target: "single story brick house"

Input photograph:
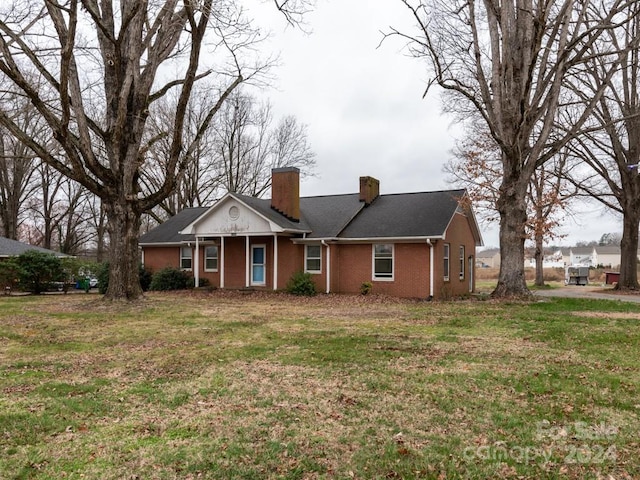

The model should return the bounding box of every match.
[139,168,483,299]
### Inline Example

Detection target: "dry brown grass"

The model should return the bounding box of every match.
[1,291,639,479]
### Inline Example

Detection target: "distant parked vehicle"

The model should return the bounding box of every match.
[565,266,589,285]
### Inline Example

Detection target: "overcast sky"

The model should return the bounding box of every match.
[248,0,622,248]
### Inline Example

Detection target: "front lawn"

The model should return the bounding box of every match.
[1,292,639,479]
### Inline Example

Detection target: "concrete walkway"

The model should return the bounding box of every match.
[533,285,640,303]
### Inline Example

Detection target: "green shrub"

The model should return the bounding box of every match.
[139,265,153,291]
[150,267,191,291]
[13,250,64,294]
[189,277,211,288]
[360,282,372,295]
[0,258,21,291]
[96,262,110,294]
[286,271,317,296]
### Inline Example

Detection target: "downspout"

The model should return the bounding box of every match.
[245,236,250,287]
[426,239,434,300]
[195,236,200,288]
[273,234,278,291]
[321,240,330,294]
[220,237,225,289]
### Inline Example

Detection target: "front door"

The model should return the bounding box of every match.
[251,245,266,286]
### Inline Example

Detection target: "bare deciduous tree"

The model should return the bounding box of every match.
[0,0,308,300]
[446,125,575,287]
[212,90,316,198]
[0,83,47,240]
[563,3,640,290]
[390,0,635,297]
[26,162,92,254]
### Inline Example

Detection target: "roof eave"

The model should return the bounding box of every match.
[294,235,446,244]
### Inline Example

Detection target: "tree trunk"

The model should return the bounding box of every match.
[617,210,640,290]
[104,200,143,300]
[493,180,531,298]
[534,231,545,287]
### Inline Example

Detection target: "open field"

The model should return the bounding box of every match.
[1,292,639,479]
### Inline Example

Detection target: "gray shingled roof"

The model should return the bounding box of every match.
[139,207,208,244]
[235,194,311,232]
[139,189,472,244]
[0,237,69,257]
[338,190,466,238]
[300,194,364,238]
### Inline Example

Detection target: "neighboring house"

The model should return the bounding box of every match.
[140,168,483,299]
[525,248,569,268]
[570,246,597,267]
[476,248,500,268]
[594,246,621,269]
[0,236,68,259]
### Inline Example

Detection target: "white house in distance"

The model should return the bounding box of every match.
[518,245,638,270]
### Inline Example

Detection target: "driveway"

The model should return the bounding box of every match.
[533,285,640,303]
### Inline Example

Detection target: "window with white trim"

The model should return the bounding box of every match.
[205,246,218,271]
[443,243,450,281]
[305,245,322,273]
[373,244,394,280]
[459,245,465,280]
[180,246,192,270]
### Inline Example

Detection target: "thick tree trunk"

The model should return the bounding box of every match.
[104,200,143,300]
[617,210,640,290]
[1,205,18,240]
[534,232,545,287]
[493,183,531,298]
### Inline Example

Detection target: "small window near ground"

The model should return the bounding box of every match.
[305,245,322,273]
[444,243,450,281]
[180,246,192,270]
[205,246,218,271]
[373,244,393,280]
[459,245,465,280]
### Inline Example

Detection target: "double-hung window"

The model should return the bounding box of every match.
[443,243,450,281]
[205,246,218,271]
[373,244,393,280]
[180,246,192,270]
[305,245,322,273]
[459,245,465,280]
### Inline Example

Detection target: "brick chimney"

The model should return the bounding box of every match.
[359,176,380,206]
[271,167,300,222]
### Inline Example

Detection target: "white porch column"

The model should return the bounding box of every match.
[220,237,225,289]
[194,236,200,287]
[273,234,278,290]
[245,236,250,287]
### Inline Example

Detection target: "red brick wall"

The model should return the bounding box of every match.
[433,212,477,298]
[142,212,477,299]
[277,240,304,290]
[223,237,248,288]
[194,245,220,286]
[335,243,431,298]
[143,246,181,273]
